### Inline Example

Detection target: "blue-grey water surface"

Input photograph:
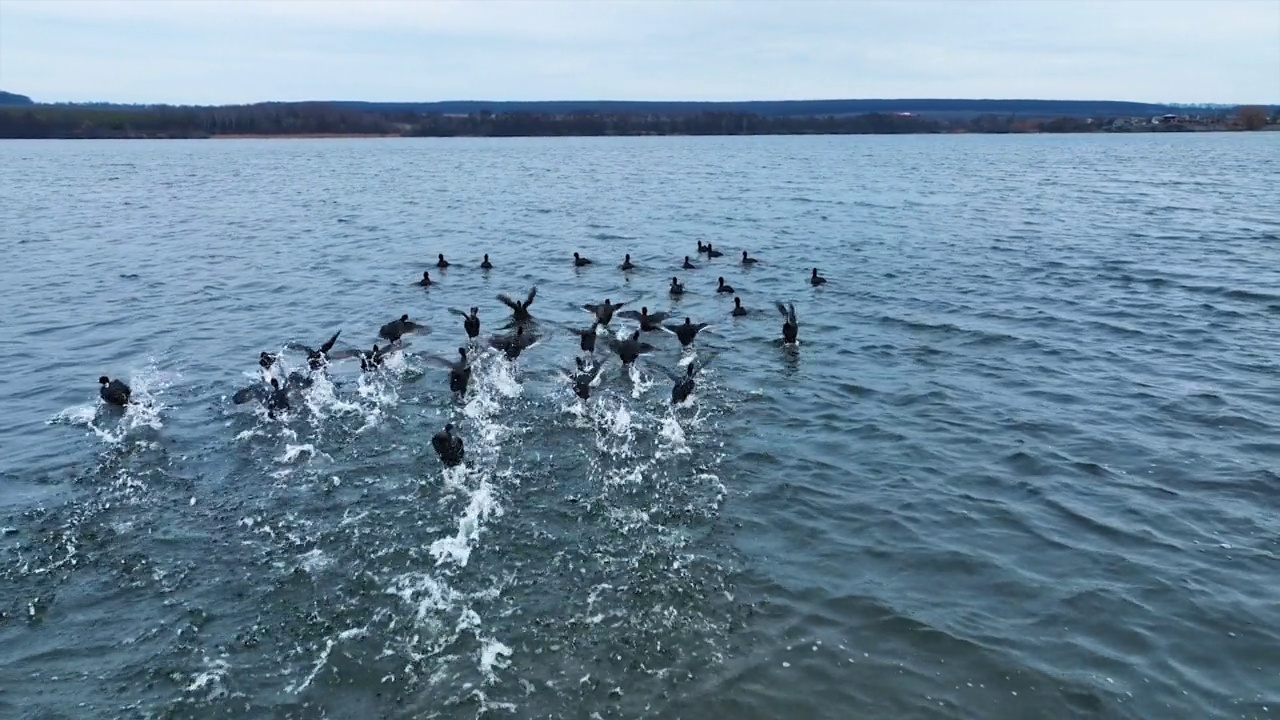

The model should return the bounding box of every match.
[1,134,1278,719]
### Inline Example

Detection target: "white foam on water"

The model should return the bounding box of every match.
[429,479,504,568]
[185,655,230,702]
[591,398,639,457]
[479,639,513,685]
[627,363,656,399]
[296,548,332,574]
[385,572,459,629]
[275,443,319,464]
[301,371,365,421]
[287,626,369,695]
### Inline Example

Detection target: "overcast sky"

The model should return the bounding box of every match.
[1,0,1277,105]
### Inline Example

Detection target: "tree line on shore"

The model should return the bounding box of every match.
[0,102,1274,139]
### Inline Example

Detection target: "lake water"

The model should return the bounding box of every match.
[1,133,1278,719]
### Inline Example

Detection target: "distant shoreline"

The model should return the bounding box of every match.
[210,133,402,139]
[2,127,1273,140]
[1,102,1274,139]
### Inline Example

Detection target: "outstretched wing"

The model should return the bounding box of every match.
[638,342,657,354]
[318,330,341,354]
[497,293,519,310]
[426,354,458,370]
[232,385,267,405]
[448,307,470,318]
[617,310,643,321]
[648,311,672,324]
[775,301,790,318]
[582,303,599,313]
[525,285,538,307]
[586,359,609,386]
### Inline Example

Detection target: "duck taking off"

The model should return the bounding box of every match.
[287,330,341,370]
[497,285,538,323]
[618,306,670,332]
[583,298,626,325]
[566,356,609,400]
[664,353,714,405]
[379,314,426,344]
[606,329,657,366]
[449,307,481,339]
[98,376,131,406]
[432,423,465,467]
[566,323,601,354]
[430,347,473,395]
[664,317,709,347]
[776,302,799,344]
[359,343,389,372]
[489,325,538,361]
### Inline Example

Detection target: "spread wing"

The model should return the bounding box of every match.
[449,308,471,318]
[525,286,538,307]
[318,330,341,354]
[232,385,268,405]
[617,310,643,321]
[647,311,672,324]
[497,294,519,310]
[586,359,609,386]
[776,302,798,324]
[426,354,459,370]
